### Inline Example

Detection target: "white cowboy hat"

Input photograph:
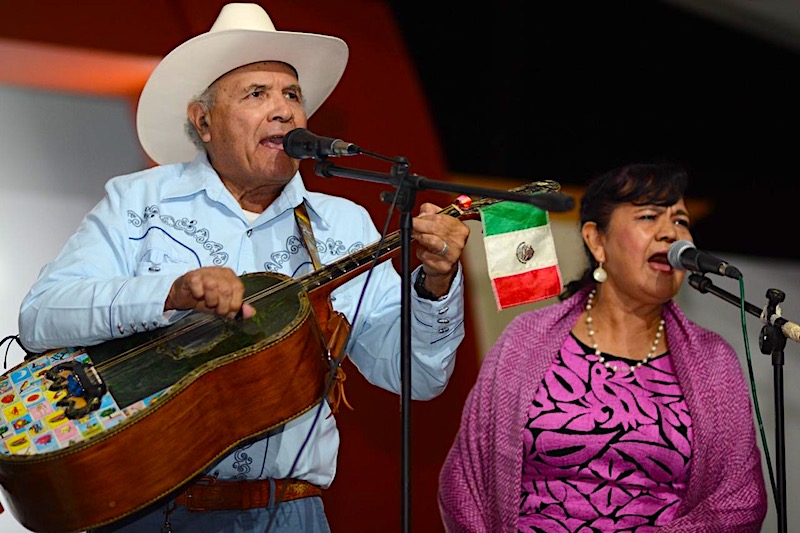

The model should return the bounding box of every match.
[136,3,349,165]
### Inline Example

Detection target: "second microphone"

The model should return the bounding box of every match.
[667,240,742,279]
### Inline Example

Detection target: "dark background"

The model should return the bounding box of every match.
[388,1,800,260]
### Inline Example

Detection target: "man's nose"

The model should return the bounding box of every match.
[268,96,294,123]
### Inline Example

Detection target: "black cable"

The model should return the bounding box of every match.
[265,187,401,532]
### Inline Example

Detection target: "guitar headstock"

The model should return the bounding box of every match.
[446,180,565,221]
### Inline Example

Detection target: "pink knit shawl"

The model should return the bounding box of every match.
[438,288,767,532]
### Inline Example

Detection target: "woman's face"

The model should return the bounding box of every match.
[586,198,692,305]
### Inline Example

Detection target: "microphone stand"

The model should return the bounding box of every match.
[688,274,788,533]
[313,156,573,533]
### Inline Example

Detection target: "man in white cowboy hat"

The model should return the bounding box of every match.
[17,3,469,532]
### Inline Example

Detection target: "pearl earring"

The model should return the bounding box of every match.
[593,262,607,283]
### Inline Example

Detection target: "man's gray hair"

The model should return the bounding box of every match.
[184,85,217,151]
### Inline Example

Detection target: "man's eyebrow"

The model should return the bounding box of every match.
[242,83,267,93]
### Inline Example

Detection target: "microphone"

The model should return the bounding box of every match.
[283,128,360,160]
[667,240,742,279]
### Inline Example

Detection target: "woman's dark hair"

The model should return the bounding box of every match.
[559,162,689,299]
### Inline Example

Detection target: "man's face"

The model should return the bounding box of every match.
[199,61,307,190]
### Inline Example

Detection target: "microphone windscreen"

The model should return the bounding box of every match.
[667,240,695,270]
[283,128,315,159]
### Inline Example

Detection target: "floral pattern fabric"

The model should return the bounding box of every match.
[519,334,693,532]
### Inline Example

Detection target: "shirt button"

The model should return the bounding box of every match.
[246,229,253,237]
[438,326,450,333]
[437,306,449,315]
[437,318,450,324]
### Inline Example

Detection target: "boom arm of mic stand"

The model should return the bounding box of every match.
[689,274,800,343]
[314,161,575,212]
[688,274,762,318]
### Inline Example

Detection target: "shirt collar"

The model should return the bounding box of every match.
[161,151,331,229]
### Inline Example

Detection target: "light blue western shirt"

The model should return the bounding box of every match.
[18,152,465,488]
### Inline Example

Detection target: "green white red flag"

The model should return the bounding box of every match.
[479,201,562,310]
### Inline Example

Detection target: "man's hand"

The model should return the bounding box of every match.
[165,266,256,319]
[412,202,470,298]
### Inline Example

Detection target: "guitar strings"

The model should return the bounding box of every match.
[89,228,409,371]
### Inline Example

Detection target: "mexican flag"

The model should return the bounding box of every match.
[479,201,562,310]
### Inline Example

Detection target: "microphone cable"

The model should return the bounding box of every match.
[265,187,402,532]
[733,276,777,509]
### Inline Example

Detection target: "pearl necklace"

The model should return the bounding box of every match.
[585,289,665,373]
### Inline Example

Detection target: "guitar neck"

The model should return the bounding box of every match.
[300,203,465,297]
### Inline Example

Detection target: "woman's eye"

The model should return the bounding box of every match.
[675,219,690,227]
[250,90,263,98]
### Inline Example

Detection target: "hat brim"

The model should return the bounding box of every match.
[136,29,348,165]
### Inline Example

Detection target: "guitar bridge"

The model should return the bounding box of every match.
[45,361,107,419]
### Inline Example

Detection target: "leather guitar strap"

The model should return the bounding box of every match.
[293,201,353,415]
[294,201,323,270]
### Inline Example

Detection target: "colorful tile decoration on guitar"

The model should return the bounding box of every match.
[479,200,562,310]
[0,348,168,455]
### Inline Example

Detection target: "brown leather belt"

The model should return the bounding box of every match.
[174,476,322,511]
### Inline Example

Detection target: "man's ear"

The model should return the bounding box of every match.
[187,102,211,142]
[581,221,605,264]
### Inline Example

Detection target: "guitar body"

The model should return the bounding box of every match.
[0,272,330,533]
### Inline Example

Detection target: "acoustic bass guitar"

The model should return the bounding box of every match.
[0,180,561,532]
